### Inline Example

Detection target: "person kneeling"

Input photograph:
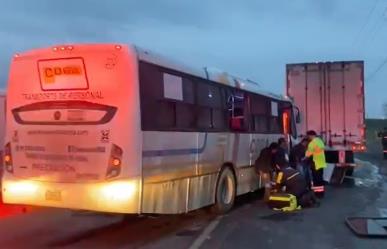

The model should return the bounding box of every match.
[271,162,319,209]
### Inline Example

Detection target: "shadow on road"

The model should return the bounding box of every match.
[47,190,266,248]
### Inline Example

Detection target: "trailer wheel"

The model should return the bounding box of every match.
[345,167,354,177]
[212,167,236,214]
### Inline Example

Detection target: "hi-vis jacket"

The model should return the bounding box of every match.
[306,137,327,170]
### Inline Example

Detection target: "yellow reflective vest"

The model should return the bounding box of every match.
[306,137,327,170]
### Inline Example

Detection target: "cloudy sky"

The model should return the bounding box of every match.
[1,0,387,117]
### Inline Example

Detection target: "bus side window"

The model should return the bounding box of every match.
[250,95,269,133]
[228,91,247,131]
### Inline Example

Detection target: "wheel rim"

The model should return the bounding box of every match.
[220,174,233,205]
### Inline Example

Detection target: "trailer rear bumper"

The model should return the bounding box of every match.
[325,150,355,165]
[335,163,356,168]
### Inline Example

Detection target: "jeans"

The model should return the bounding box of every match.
[260,172,271,202]
[298,162,312,190]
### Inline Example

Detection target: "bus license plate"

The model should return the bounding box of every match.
[45,190,62,201]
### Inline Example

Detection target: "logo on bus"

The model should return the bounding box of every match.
[101,130,110,143]
[42,66,82,84]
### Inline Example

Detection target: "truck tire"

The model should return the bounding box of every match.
[345,167,354,177]
[212,167,236,214]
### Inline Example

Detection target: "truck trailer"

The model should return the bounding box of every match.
[286,61,365,181]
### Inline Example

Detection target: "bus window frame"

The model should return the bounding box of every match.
[138,60,290,135]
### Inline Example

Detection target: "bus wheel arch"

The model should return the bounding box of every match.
[211,162,237,214]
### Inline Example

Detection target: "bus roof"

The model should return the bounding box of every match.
[135,45,288,102]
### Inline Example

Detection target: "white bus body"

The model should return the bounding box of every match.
[3,44,295,214]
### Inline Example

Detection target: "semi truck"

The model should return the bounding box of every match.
[286,61,365,182]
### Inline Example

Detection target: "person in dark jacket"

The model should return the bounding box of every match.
[289,138,308,169]
[378,127,387,159]
[289,138,312,188]
[255,143,279,202]
[276,137,289,162]
[274,162,319,208]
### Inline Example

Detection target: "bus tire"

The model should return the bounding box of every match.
[212,167,236,214]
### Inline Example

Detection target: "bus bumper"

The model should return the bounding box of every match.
[1,176,141,214]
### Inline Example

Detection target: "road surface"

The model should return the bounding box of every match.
[0,153,386,248]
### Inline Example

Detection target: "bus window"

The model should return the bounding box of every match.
[228,91,247,131]
[250,95,269,133]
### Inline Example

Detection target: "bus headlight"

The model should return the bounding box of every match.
[100,181,136,202]
[5,181,38,196]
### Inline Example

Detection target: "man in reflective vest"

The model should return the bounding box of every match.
[305,130,327,198]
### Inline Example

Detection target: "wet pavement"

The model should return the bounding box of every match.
[201,159,387,249]
[0,153,386,248]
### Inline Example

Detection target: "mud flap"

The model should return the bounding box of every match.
[323,163,335,182]
[323,163,347,184]
[346,217,387,237]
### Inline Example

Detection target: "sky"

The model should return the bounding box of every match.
[0,0,387,117]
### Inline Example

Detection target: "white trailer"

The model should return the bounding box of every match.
[286,61,366,181]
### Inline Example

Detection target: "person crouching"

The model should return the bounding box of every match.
[273,161,319,208]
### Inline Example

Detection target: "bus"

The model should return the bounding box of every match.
[2,44,299,214]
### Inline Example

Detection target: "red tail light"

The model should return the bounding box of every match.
[352,143,366,152]
[106,144,123,179]
[4,143,13,173]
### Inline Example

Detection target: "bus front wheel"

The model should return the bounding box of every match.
[212,167,236,214]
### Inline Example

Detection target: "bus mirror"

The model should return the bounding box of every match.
[293,106,301,124]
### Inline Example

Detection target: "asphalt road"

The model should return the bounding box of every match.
[0,151,386,249]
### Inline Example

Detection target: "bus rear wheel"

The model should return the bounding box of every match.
[212,167,236,214]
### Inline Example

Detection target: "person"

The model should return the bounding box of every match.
[274,138,289,171]
[289,138,311,188]
[305,130,327,198]
[379,127,387,159]
[255,143,279,202]
[277,137,289,162]
[274,161,319,208]
[289,138,308,170]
